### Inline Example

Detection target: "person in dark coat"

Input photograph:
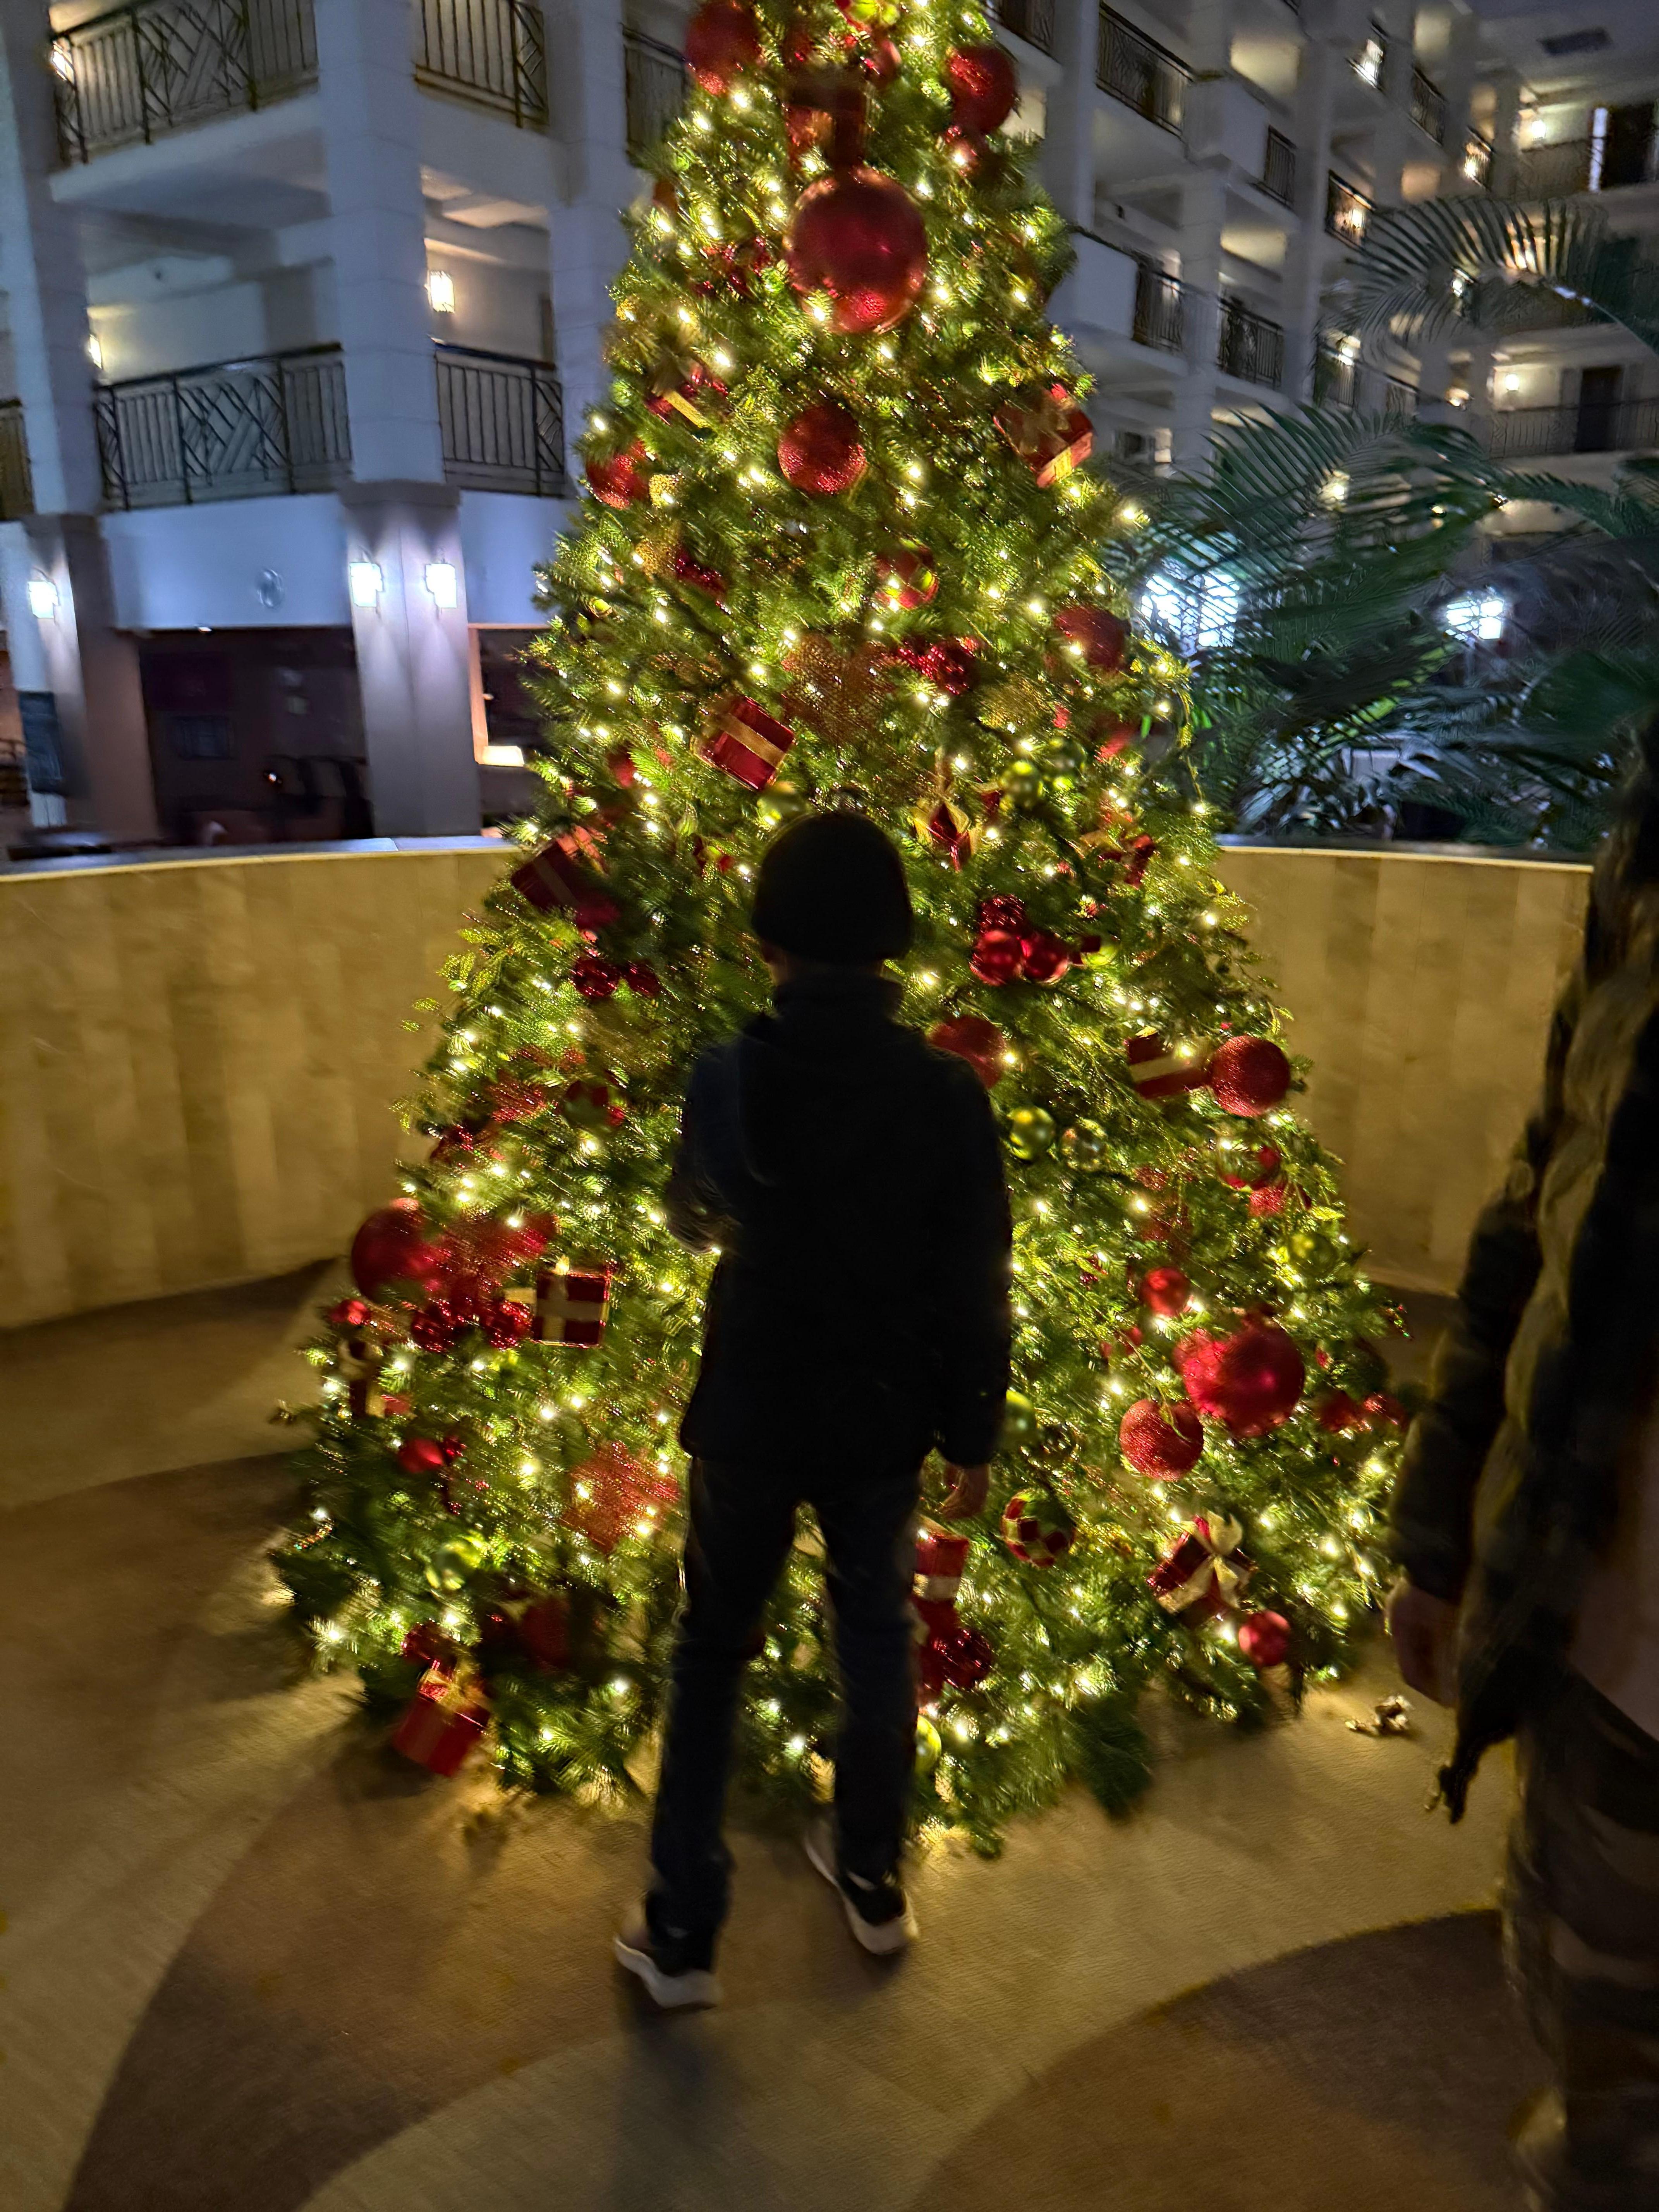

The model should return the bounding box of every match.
[1389,721,1659,2209]
[615,812,1012,2008]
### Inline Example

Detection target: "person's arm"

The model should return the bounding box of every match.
[665,1053,737,1254]
[931,1066,1014,1483]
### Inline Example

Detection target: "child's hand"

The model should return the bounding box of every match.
[938,1464,990,1520]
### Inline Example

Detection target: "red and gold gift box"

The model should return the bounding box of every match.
[646,356,729,431]
[995,383,1094,488]
[913,794,980,869]
[509,828,619,933]
[1147,1514,1252,1621]
[701,699,795,791]
[506,1261,613,1348]
[1126,1032,1208,1101]
[391,1663,489,1777]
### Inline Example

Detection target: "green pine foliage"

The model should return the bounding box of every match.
[277,0,1401,1853]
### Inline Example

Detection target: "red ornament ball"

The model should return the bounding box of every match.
[329,1295,372,1328]
[397,1435,449,1479]
[1364,1391,1410,1428]
[1000,1489,1075,1566]
[1020,929,1072,985]
[1316,1390,1369,1435]
[1209,1035,1293,1117]
[571,952,623,1001]
[1249,1181,1289,1218]
[896,635,979,694]
[778,400,867,494]
[1220,1142,1283,1190]
[684,0,761,91]
[1119,1398,1204,1479]
[410,1299,465,1353]
[586,439,649,510]
[350,1199,446,1305]
[480,1298,533,1349]
[978,893,1028,933]
[970,927,1024,986]
[941,123,986,175]
[624,960,662,998]
[1140,1266,1192,1317]
[785,168,928,335]
[1053,605,1128,673]
[874,541,938,610]
[944,41,1018,132]
[1238,1610,1292,1669]
[1182,1318,1306,1437]
[927,1012,1006,1087]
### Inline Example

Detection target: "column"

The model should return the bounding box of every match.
[317,0,479,836]
[1488,69,1522,198]
[1279,31,1341,406]
[1039,0,1099,228]
[0,3,156,840]
[1171,173,1225,471]
[543,0,634,474]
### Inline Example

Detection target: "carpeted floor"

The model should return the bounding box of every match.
[2,1273,1536,2211]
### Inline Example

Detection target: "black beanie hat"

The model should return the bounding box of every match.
[750,810,915,965]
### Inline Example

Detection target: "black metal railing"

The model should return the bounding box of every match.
[414,0,546,126]
[1410,67,1445,144]
[1132,261,1185,353]
[624,29,686,162]
[1515,138,1594,197]
[1326,171,1374,244]
[1461,129,1493,188]
[0,401,34,519]
[1097,8,1188,135]
[1350,21,1386,89]
[95,345,350,508]
[51,0,317,164]
[1260,127,1297,205]
[1313,344,1358,407]
[1218,300,1283,387]
[995,0,1056,53]
[436,345,567,496]
[1488,397,1659,462]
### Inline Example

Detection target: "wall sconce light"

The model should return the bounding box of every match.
[426,269,456,314]
[1503,371,1521,393]
[86,332,103,370]
[347,558,384,608]
[26,573,59,620]
[424,560,458,609]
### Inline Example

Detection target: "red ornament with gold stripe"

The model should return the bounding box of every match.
[391,1662,490,1776]
[701,697,796,789]
[505,1259,614,1347]
[509,827,619,934]
[1125,1032,1207,1102]
[994,382,1093,486]
[874,540,939,611]
[1147,1513,1252,1623]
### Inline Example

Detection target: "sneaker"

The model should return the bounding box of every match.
[804,1819,917,1956]
[613,1915,722,2010]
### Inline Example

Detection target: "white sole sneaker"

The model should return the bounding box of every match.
[804,1823,917,1956]
[613,1930,722,2009]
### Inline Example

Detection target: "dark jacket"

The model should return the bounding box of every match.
[669,969,1013,1470]
[1393,838,1659,1814]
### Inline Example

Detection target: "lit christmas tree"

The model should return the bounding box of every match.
[278,0,1403,1850]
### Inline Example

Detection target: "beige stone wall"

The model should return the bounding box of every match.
[0,841,1592,1329]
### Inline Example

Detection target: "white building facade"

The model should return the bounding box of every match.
[0,0,1653,845]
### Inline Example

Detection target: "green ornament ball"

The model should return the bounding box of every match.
[916,1714,943,1774]
[424,1532,487,1594]
[1005,1103,1057,1160]
[1045,736,1085,781]
[1003,757,1045,809]
[1000,1389,1038,1450]
[757,778,812,831]
[1060,1118,1108,1171]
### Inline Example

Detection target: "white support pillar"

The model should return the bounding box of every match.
[1279,31,1342,406]
[0,3,156,840]
[544,0,634,474]
[1039,0,1099,228]
[1171,173,1226,470]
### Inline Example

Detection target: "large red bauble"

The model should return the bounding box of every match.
[944,43,1018,134]
[1053,604,1128,672]
[927,1013,1007,1088]
[1209,1035,1293,1117]
[1316,1390,1369,1435]
[396,1436,449,1478]
[1249,1182,1289,1218]
[684,0,761,91]
[1119,1398,1204,1479]
[785,168,928,335]
[1238,1610,1292,1669]
[350,1200,446,1304]
[778,400,867,494]
[969,927,1024,986]
[1182,1318,1306,1437]
[1140,1266,1192,1317]
[586,440,649,509]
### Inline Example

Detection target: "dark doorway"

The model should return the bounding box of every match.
[1601,102,1656,189]
[139,628,369,847]
[1575,365,1623,453]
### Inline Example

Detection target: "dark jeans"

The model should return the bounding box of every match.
[648,1455,921,1953]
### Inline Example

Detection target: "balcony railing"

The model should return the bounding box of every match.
[1515,138,1594,197]
[1260,128,1297,206]
[1218,301,1284,387]
[95,345,350,509]
[624,30,686,162]
[1350,22,1387,90]
[436,345,567,496]
[1326,172,1374,245]
[1410,67,1445,145]
[1487,397,1659,462]
[1097,9,1188,136]
[1313,345,1358,408]
[1461,129,1493,188]
[414,0,546,128]
[0,401,34,520]
[51,0,317,165]
[1132,261,1185,353]
[994,0,1056,54]
[1382,376,1418,421]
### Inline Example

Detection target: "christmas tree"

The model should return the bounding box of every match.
[278,0,1403,1850]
